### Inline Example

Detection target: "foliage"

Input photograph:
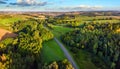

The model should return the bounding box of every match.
[62,22,120,69]
[44,59,74,69]
[0,19,54,69]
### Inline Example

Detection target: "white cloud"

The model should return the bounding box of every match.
[17,0,22,3]
[17,0,36,4]
[79,5,90,8]
[79,5,103,9]
[59,5,103,11]
[10,0,47,6]
[27,0,35,4]
[17,0,35,4]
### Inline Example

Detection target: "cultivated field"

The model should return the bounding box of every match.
[0,28,17,41]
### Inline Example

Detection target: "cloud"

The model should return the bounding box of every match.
[0,0,7,4]
[59,5,103,11]
[17,0,35,4]
[79,5,103,9]
[9,0,48,6]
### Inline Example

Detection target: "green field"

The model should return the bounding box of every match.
[40,25,73,64]
[41,39,66,63]
[0,18,20,26]
[52,25,73,39]
[0,14,29,30]
[72,50,108,69]
[73,50,97,69]
[0,17,21,30]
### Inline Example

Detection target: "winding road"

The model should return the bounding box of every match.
[54,37,79,69]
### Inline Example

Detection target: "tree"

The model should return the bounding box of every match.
[48,61,58,69]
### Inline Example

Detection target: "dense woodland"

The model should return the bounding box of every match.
[62,21,120,69]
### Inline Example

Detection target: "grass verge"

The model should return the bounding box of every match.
[41,39,66,63]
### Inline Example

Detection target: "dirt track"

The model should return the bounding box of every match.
[54,37,79,69]
[0,28,17,41]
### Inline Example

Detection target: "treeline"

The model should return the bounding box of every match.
[46,15,81,27]
[62,22,120,69]
[46,15,120,28]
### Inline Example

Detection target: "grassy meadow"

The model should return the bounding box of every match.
[41,39,66,63]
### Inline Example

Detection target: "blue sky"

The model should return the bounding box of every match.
[0,0,120,11]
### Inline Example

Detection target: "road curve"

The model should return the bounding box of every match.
[54,37,79,69]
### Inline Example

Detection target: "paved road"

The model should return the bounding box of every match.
[54,37,79,69]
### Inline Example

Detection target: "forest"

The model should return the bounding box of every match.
[61,18,120,69]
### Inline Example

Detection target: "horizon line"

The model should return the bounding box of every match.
[0,10,120,12]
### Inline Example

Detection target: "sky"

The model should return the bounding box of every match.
[0,0,120,11]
